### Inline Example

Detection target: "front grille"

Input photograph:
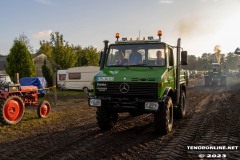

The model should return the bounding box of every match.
[95,82,157,97]
[131,77,156,82]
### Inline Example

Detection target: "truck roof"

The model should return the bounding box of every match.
[115,39,161,44]
[113,39,172,49]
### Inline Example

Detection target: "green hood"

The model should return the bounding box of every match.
[94,67,166,83]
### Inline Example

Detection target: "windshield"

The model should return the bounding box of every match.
[106,44,166,67]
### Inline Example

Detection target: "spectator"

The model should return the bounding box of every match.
[115,52,128,65]
[155,50,165,66]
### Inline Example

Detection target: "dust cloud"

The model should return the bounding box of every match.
[213,45,222,64]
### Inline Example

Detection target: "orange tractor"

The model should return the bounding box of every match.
[0,83,51,125]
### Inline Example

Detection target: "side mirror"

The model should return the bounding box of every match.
[181,51,188,65]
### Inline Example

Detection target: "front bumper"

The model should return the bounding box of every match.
[88,95,162,112]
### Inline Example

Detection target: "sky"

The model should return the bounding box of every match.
[0,0,240,57]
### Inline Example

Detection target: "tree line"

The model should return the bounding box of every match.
[5,32,240,87]
[182,53,240,71]
[6,32,100,86]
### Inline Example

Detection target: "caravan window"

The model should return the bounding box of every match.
[59,74,66,80]
[69,73,81,79]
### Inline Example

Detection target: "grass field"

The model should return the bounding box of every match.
[0,89,92,142]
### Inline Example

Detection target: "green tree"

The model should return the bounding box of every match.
[18,33,34,53]
[39,32,78,105]
[39,41,52,58]
[39,32,77,71]
[79,46,99,66]
[42,59,53,87]
[6,39,36,80]
[225,52,240,70]
[184,55,197,70]
[74,45,83,66]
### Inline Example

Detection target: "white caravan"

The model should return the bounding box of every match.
[57,70,67,88]
[64,66,99,92]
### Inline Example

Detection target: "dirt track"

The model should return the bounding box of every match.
[0,78,240,160]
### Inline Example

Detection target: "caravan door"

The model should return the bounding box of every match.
[57,70,67,88]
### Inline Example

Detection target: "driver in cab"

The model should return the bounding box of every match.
[129,48,142,65]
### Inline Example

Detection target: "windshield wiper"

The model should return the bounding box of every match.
[128,64,153,69]
[129,64,146,66]
[109,65,129,69]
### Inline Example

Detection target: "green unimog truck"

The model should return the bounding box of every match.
[88,31,188,134]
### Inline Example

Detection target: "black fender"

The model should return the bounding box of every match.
[163,87,175,102]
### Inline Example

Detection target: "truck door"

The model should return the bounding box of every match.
[167,47,175,89]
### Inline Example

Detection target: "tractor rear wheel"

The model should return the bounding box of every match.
[0,95,25,125]
[174,91,186,119]
[37,101,51,118]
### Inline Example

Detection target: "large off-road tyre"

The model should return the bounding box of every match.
[212,79,218,86]
[0,95,25,125]
[37,101,51,118]
[154,96,173,134]
[96,106,118,131]
[220,76,227,86]
[205,76,210,86]
[128,111,142,117]
[174,92,186,119]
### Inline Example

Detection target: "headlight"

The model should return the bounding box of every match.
[89,99,101,107]
[145,102,159,111]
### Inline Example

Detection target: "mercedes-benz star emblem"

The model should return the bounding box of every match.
[119,83,129,93]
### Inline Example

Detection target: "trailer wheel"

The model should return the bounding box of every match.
[154,96,173,134]
[0,95,25,125]
[96,106,118,131]
[83,87,89,93]
[174,92,186,119]
[37,101,51,118]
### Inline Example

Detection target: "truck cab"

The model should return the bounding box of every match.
[89,31,188,134]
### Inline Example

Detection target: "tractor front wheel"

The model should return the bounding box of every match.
[154,96,173,134]
[37,101,51,118]
[0,95,25,125]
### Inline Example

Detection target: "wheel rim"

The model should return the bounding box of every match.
[83,87,88,92]
[4,99,23,121]
[40,103,50,117]
[167,100,173,126]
